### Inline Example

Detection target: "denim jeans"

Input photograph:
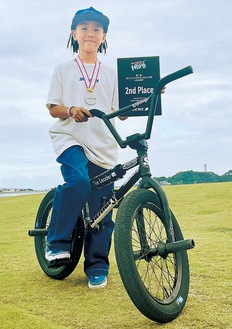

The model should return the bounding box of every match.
[47,146,114,278]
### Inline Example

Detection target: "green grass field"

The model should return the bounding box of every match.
[1,182,231,329]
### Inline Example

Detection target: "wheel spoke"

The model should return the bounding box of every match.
[132,203,179,301]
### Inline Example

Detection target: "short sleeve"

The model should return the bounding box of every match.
[46,65,64,109]
[112,73,119,112]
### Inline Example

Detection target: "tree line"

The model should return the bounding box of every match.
[155,170,232,185]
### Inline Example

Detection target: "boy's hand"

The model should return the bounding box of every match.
[70,107,93,122]
[161,86,166,94]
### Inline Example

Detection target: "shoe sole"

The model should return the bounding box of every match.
[88,278,107,289]
[45,253,71,262]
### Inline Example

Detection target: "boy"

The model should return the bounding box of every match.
[45,7,118,289]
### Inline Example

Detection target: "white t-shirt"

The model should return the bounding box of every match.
[46,59,118,169]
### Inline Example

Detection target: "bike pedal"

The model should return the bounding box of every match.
[47,259,72,268]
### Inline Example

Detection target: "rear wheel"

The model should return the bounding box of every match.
[34,189,84,280]
[114,189,190,323]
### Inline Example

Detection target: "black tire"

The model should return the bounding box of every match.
[34,189,84,280]
[114,189,190,323]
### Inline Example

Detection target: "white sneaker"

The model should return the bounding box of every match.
[45,250,71,262]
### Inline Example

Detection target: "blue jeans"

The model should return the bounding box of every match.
[47,146,114,278]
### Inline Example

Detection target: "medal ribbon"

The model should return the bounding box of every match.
[75,56,100,92]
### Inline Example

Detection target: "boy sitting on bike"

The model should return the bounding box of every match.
[45,7,118,289]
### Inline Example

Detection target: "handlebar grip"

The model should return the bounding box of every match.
[165,66,193,83]
[84,109,105,118]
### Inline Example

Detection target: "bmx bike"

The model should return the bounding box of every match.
[29,65,195,323]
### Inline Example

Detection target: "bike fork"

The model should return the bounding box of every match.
[139,176,176,243]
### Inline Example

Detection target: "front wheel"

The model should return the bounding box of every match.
[34,189,84,280]
[114,189,190,323]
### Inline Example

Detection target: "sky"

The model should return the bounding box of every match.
[0,0,231,190]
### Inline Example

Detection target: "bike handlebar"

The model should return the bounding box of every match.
[88,65,193,148]
[154,65,193,93]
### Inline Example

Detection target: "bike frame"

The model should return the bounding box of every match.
[86,66,193,244]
